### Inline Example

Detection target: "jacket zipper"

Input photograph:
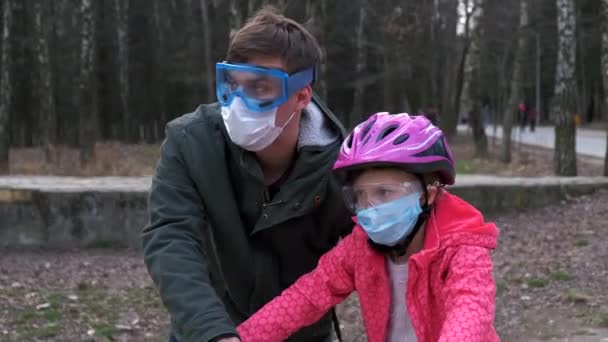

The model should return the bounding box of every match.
[262,200,285,208]
[262,188,285,208]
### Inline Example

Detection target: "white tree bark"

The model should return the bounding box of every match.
[601,0,608,175]
[115,0,131,140]
[501,0,528,163]
[553,0,577,175]
[0,0,13,173]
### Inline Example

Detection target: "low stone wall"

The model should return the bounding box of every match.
[449,175,608,214]
[1,176,607,249]
[0,177,150,249]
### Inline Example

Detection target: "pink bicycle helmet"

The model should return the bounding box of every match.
[334,112,455,185]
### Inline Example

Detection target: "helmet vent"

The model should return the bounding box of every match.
[377,125,399,142]
[361,134,372,147]
[393,134,410,145]
[413,138,447,157]
[360,120,376,141]
[345,133,354,148]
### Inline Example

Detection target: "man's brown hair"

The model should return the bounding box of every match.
[226,6,322,74]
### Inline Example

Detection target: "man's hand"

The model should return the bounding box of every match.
[217,338,240,342]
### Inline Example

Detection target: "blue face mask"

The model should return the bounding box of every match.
[356,192,423,247]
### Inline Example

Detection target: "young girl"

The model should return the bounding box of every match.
[237,112,500,342]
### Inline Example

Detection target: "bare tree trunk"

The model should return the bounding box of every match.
[381,5,408,113]
[0,0,13,173]
[459,0,482,124]
[229,0,242,35]
[318,1,328,100]
[306,0,328,100]
[153,0,167,128]
[351,5,367,129]
[602,0,608,176]
[553,0,577,176]
[401,94,412,114]
[33,0,56,163]
[200,0,214,102]
[429,0,440,104]
[439,0,463,136]
[460,0,487,158]
[78,0,98,165]
[115,0,131,141]
[53,0,75,146]
[383,51,393,111]
[501,0,528,164]
[248,0,256,16]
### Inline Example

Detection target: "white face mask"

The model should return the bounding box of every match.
[221,97,296,151]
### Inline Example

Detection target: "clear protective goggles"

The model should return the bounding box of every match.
[215,62,315,112]
[342,181,423,212]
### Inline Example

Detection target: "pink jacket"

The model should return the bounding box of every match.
[237,191,500,342]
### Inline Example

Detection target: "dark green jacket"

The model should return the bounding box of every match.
[142,96,352,342]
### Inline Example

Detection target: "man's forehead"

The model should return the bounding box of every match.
[246,56,286,71]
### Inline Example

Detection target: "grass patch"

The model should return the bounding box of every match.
[22,324,60,339]
[575,238,590,247]
[496,281,507,295]
[13,303,62,324]
[42,307,62,322]
[127,286,163,310]
[5,286,167,340]
[92,322,116,339]
[455,158,500,174]
[527,278,548,288]
[563,289,592,304]
[47,292,64,305]
[14,309,38,325]
[549,271,573,282]
[593,312,608,328]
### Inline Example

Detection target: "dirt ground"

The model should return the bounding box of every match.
[2,136,607,341]
[1,189,607,341]
[6,134,605,178]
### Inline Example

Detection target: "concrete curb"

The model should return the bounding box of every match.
[1,175,607,249]
[449,175,608,214]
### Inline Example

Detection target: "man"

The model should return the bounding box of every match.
[142,7,352,342]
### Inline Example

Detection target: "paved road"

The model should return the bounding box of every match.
[457,124,607,158]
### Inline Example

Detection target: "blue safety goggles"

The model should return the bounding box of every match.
[216,62,315,112]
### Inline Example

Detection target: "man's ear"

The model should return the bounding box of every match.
[295,85,312,112]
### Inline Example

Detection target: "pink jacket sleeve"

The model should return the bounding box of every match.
[439,245,497,342]
[237,232,357,342]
